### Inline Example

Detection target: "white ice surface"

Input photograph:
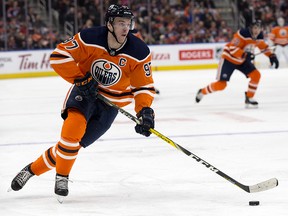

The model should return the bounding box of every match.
[0,68,287,216]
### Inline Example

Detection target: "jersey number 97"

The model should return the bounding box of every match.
[144,62,152,77]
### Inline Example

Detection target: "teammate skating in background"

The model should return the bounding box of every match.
[10,4,156,202]
[195,20,279,108]
[268,17,288,66]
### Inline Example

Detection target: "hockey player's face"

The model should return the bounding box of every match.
[251,26,261,38]
[112,18,131,43]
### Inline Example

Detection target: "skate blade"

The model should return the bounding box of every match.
[245,104,258,109]
[57,195,65,204]
[7,187,13,192]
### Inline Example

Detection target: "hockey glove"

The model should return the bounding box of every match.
[74,72,98,102]
[269,54,279,69]
[135,107,155,137]
[245,52,255,62]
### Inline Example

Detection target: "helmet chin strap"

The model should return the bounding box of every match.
[107,24,127,56]
[249,29,258,40]
[108,25,122,45]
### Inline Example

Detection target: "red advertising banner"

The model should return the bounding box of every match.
[179,49,214,60]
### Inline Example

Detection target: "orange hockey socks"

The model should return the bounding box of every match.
[247,70,261,98]
[30,146,57,175]
[30,109,86,176]
[56,108,86,176]
[202,80,227,95]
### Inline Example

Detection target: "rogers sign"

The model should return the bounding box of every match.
[179,49,213,60]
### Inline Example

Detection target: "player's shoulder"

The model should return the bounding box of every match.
[271,26,281,31]
[123,33,150,61]
[271,26,278,31]
[77,26,150,61]
[238,28,253,38]
[239,28,264,39]
[79,26,107,47]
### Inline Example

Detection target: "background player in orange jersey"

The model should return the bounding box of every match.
[195,20,279,108]
[268,17,288,65]
[10,4,156,202]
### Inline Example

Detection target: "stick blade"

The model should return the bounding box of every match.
[249,178,278,193]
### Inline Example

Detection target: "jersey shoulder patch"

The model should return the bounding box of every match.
[79,26,108,47]
[239,28,264,40]
[239,28,252,38]
[79,26,150,61]
[122,33,150,61]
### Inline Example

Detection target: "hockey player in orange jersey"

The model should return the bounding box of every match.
[195,20,279,108]
[268,17,288,65]
[10,4,156,202]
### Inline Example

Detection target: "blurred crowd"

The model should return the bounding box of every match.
[0,0,287,51]
[238,0,288,33]
[130,0,233,44]
[0,0,60,50]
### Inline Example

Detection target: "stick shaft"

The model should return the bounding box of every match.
[97,94,278,193]
[254,46,276,56]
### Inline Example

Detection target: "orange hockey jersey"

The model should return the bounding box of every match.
[222,28,273,65]
[50,26,155,113]
[269,26,288,46]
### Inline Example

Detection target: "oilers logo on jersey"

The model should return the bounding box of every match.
[279,28,287,37]
[91,59,121,86]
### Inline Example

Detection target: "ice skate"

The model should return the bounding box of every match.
[9,163,34,191]
[55,174,70,203]
[245,92,258,108]
[195,89,204,103]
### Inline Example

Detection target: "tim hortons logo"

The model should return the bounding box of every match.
[18,53,50,70]
[179,49,213,60]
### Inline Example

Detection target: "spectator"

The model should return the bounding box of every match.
[3,0,285,50]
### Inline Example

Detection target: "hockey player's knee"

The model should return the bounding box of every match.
[248,70,261,83]
[218,81,227,90]
[213,81,227,91]
[61,108,87,143]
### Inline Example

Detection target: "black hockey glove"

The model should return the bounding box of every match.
[269,54,279,69]
[135,107,155,137]
[74,72,98,102]
[245,52,255,62]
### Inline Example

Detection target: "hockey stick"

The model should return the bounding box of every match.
[254,46,276,56]
[97,94,278,193]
